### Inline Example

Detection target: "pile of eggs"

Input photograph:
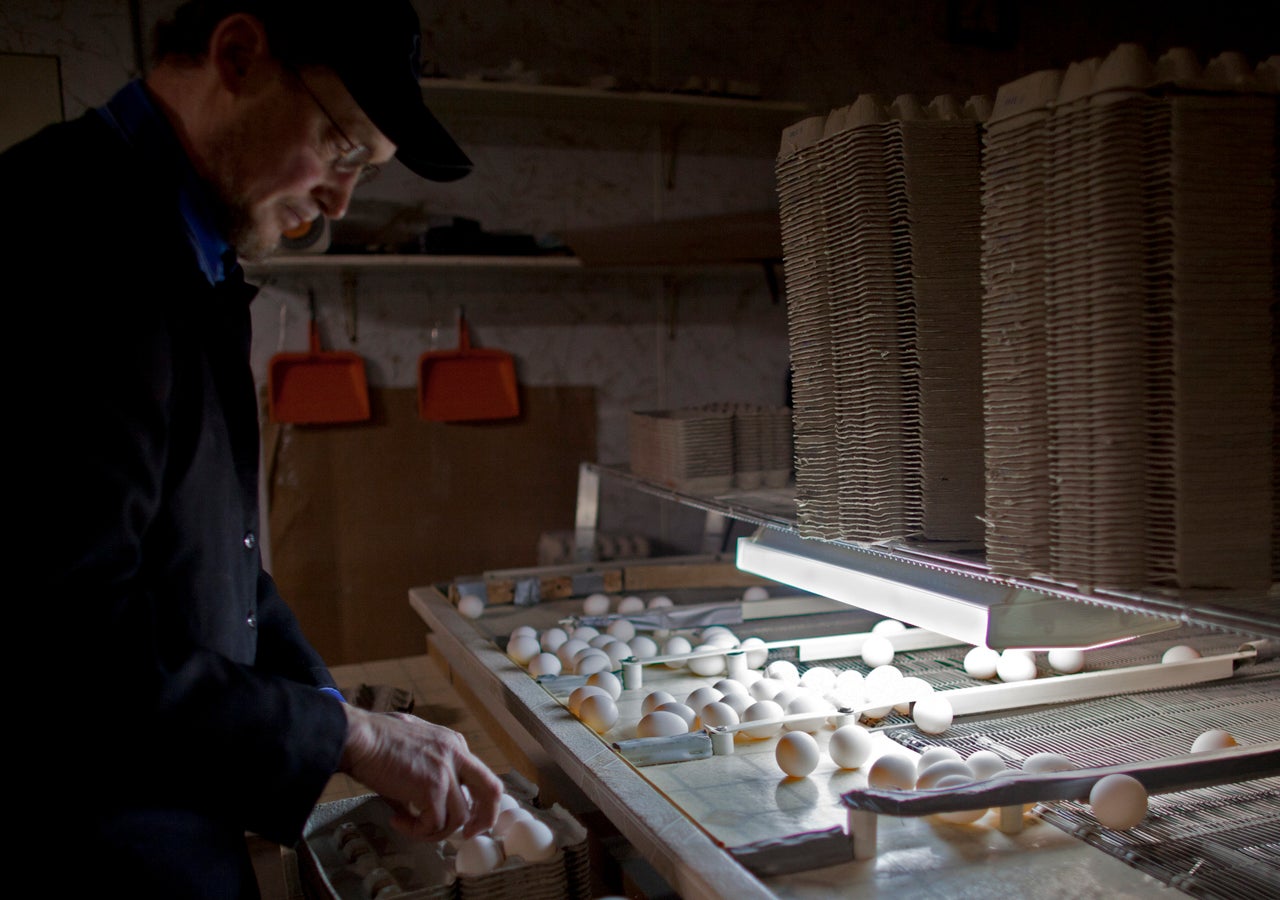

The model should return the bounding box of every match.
[958,639,1210,685]
[852,725,1242,831]
[451,792,560,877]
[855,745,1142,827]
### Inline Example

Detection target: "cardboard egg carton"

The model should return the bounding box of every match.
[297,773,590,900]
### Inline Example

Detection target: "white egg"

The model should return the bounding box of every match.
[828,724,873,769]
[648,595,674,609]
[916,759,973,790]
[510,625,538,640]
[718,691,751,716]
[858,690,896,722]
[834,669,866,701]
[687,644,726,677]
[574,649,613,676]
[573,625,600,642]
[636,710,689,738]
[893,676,934,714]
[579,693,619,734]
[1191,728,1238,753]
[605,642,633,666]
[504,816,558,862]
[967,750,1007,780]
[702,626,739,648]
[589,634,619,650]
[740,700,785,739]
[742,585,770,602]
[607,619,636,642]
[918,746,963,771]
[771,686,806,709]
[568,685,609,717]
[798,666,836,693]
[713,678,748,697]
[655,701,696,729]
[861,634,895,668]
[556,638,588,668]
[784,694,831,733]
[539,627,568,652]
[867,753,917,790]
[527,653,562,677]
[496,793,522,814]
[506,635,541,666]
[996,649,1038,683]
[932,773,986,824]
[872,618,907,635]
[1047,648,1085,674]
[685,686,723,713]
[739,636,769,669]
[641,690,675,715]
[457,594,485,619]
[963,646,1000,679]
[588,670,623,700]
[663,636,693,668]
[455,835,504,876]
[617,595,647,615]
[749,677,783,702]
[1162,644,1202,664]
[775,731,820,778]
[491,807,534,839]
[628,635,659,659]
[912,695,954,735]
[1023,751,1075,774]
[765,659,800,685]
[863,664,903,694]
[1089,774,1148,830]
[697,700,740,729]
[583,593,611,616]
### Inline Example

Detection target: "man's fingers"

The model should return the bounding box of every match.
[458,754,504,837]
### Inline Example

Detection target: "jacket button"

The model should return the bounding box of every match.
[246,612,258,629]
[243,532,256,550]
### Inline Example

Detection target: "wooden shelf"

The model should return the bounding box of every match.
[243,254,775,275]
[245,254,583,273]
[420,77,810,129]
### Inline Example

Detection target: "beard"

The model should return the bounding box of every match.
[223,200,281,263]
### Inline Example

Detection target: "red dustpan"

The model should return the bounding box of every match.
[268,291,371,424]
[417,309,520,422]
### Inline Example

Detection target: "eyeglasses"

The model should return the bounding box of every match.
[289,68,381,185]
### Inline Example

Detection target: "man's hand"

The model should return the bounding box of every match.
[339,706,503,841]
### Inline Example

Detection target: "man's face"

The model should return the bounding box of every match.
[208,65,395,261]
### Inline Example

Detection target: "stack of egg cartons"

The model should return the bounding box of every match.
[981,44,1277,592]
[980,69,1059,577]
[628,407,735,492]
[776,94,987,544]
[696,402,794,489]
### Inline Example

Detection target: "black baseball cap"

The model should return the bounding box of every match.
[158,1,471,181]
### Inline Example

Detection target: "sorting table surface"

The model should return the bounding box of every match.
[410,583,1183,899]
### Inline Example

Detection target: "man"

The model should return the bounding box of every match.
[4,2,501,896]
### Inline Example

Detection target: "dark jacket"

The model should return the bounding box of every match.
[5,103,346,898]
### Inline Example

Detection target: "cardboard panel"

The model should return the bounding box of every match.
[265,385,596,664]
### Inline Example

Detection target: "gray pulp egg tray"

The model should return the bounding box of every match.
[297,773,590,900]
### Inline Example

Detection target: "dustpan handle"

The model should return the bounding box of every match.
[457,307,471,351]
[309,289,322,353]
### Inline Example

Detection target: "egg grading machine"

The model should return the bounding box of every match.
[411,576,1280,899]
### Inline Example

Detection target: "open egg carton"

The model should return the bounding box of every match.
[297,773,590,900]
[297,793,454,900]
[446,800,589,900]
